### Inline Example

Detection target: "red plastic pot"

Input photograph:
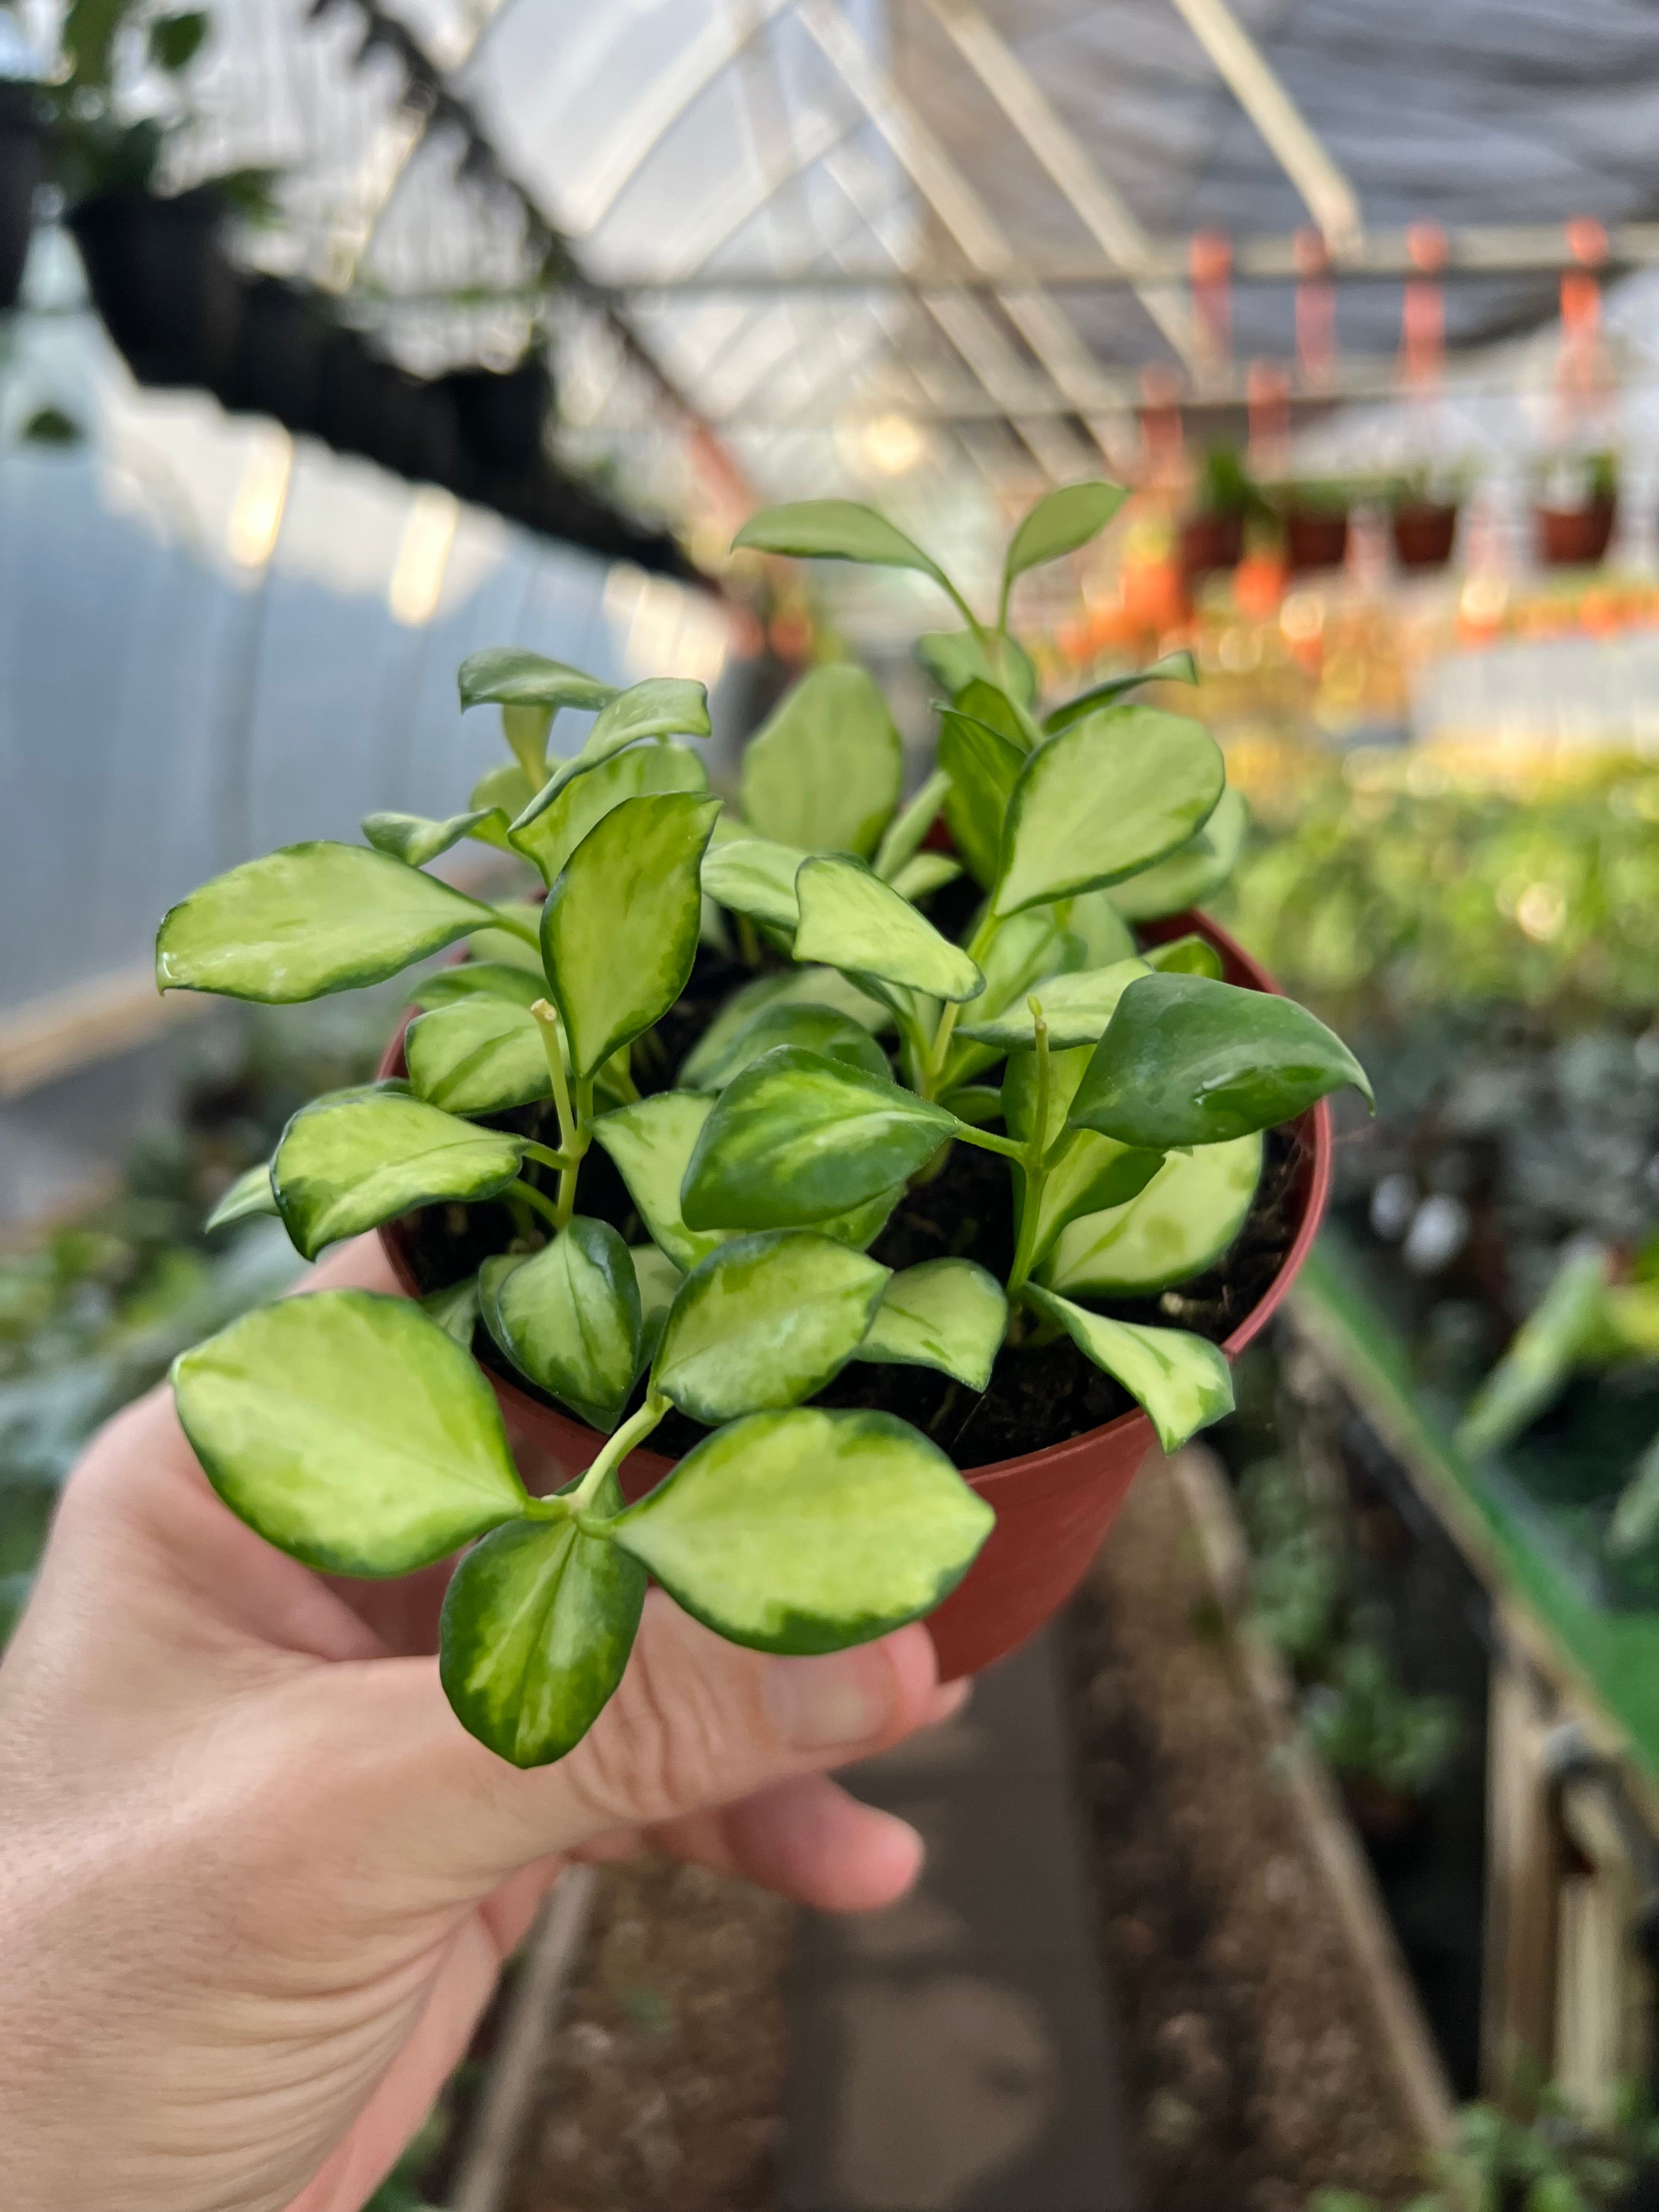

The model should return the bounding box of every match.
[1178,510,1245,583]
[1533,496,1615,568]
[379,911,1333,1681]
[1391,502,1458,571]
[1283,506,1350,574]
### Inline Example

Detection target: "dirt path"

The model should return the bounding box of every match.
[1065,1460,1428,2211]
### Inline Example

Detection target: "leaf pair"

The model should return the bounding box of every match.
[174,1288,993,1766]
[735,482,1125,624]
[703,842,984,1008]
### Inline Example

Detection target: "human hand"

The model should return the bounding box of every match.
[0,1237,963,2212]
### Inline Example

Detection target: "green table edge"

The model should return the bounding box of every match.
[1290,1229,1659,1793]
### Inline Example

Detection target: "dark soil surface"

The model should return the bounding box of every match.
[1064,1460,1426,2211]
[398,945,1305,1470]
[504,1859,791,2212]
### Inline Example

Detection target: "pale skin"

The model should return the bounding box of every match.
[0,1235,966,2212]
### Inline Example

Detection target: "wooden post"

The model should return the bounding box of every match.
[1482,1626,1564,2102]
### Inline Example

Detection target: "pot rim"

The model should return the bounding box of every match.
[378,906,1334,1496]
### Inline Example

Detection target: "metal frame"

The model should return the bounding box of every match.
[1164,0,1364,255]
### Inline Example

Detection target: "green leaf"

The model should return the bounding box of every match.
[609,1408,993,1654]
[1068,973,1373,1148]
[859,1259,1007,1389]
[507,741,708,887]
[272,1086,524,1260]
[1455,1247,1613,1461]
[1058,890,1137,969]
[1109,785,1249,922]
[916,630,1037,708]
[1044,648,1198,735]
[516,679,713,826]
[734,500,953,595]
[874,768,951,882]
[1144,932,1224,979]
[700,832,808,933]
[936,907,1087,1093]
[205,1160,278,1232]
[1003,1040,1092,1148]
[466,911,546,974]
[681,1048,956,1232]
[150,10,208,70]
[653,1232,889,1425]
[960,957,1149,1050]
[591,1092,730,1272]
[1040,1133,1261,1295]
[687,1002,892,1093]
[794,855,984,1003]
[405,996,552,1116]
[422,1276,480,1345]
[956,677,1036,751]
[1026,1132,1166,1267]
[156,843,493,1004]
[994,710,1226,918]
[740,666,903,859]
[592,1090,899,1268]
[482,1218,642,1433]
[439,1494,646,1767]
[888,853,961,903]
[678,967,888,1087]
[172,1290,527,1576]
[543,793,721,1080]
[1003,482,1126,597]
[470,760,538,820]
[630,1243,683,1368]
[409,962,547,1012]
[1607,1432,1659,1558]
[362,809,509,866]
[457,646,616,716]
[500,704,554,785]
[1023,1288,1234,1453]
[939,1083,1004,1125]
[938,708,1025,889]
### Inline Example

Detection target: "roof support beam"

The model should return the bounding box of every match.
[915,0,1197,365]
[1164,0,1363,255]
[562,0,794,236]
[793,0,1129,469]
[818,134,1095,481]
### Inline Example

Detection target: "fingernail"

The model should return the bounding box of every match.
[765,1648,896,1752]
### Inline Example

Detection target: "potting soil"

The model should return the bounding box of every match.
[399,946,1301,1469]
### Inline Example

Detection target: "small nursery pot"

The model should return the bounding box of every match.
[0,82,44,312]
[1283,506,1350,575]
[1391,501,1458,572]
[379,913,1333,1681]
[1178,510,1245,583]
[1534,495,1616,568]
[70,187,242,391]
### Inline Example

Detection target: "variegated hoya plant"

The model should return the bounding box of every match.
[159,482,1372,1767]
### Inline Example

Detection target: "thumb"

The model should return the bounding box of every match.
[322,1586,951,1894]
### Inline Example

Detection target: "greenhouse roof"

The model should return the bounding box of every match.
[132,0,1659,505]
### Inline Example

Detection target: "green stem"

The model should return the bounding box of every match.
[489,905,542,951]
[924,1000,962,1094]
[568,1394,669,1520]
[942,576,994,665]
[531,1001,585,1226]
[605,1052,641,1106]
[1005,1003,1051,1298]
[521,1139,575,1174]
[509,1177,563,1234]
[736,912,763,968]
[950,1120,1024,1162]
